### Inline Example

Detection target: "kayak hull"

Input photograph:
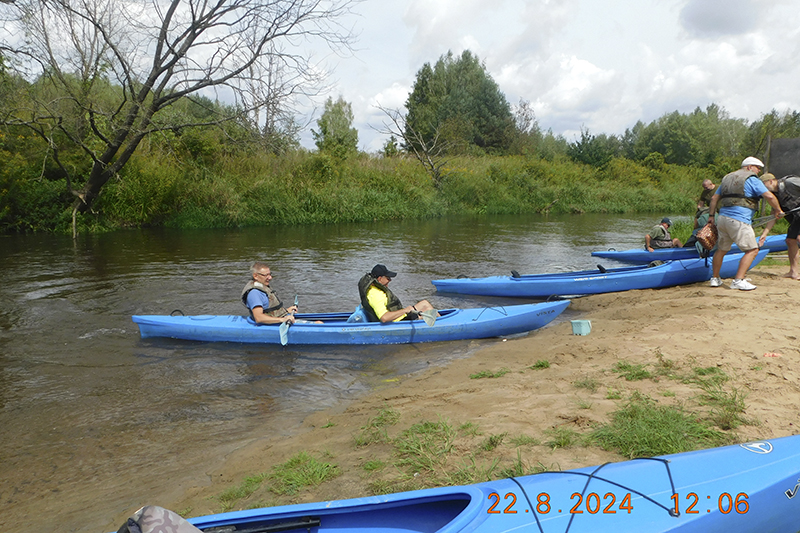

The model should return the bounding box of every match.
[592,234,788,264]
[181,434,800,533]
[431,250,768,298]
[132,301,570,345]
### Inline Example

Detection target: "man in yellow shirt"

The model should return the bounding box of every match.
[357,264,436,322]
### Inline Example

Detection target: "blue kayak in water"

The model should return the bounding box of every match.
[119,434,800,533]
[431,250,768,298]
[591,234,788,264]
[132,300,570,345]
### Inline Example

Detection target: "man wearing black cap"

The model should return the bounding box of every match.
[358,264,436,322]
[645,217,682,252]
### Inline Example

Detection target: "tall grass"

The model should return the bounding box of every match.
[7,148,731,233]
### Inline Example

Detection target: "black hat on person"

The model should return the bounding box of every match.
[661,217,672,226]
[371,264,397,278]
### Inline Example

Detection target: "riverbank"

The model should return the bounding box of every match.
[109,262,800,529]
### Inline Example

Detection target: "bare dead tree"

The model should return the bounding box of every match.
[0,0,358,235]
[374,103,450,189]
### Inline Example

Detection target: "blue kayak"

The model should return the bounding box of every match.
[431,250,768,298]
[122,434,800,533]
[132,301,570,345]
[591,234,788,264]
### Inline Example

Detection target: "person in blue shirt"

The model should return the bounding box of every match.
[706,157,784,290]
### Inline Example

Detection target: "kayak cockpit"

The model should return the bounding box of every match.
[193,493,476,533]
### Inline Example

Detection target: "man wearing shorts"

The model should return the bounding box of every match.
[707,157,784,290]
[758,173,800,279]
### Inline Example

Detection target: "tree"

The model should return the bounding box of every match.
[375,102,449,188]
[0,0,357,234]
[509,98,543,155]
[567,128,621,167]
[404,50,514,155]
[312,96,358,158]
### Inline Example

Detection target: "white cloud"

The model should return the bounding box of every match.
[303,0,800,152]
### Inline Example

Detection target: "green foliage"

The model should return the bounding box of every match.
[480,433,507,451]
[567,129,622,167]
[590,395,732,458]
[354,406,400,447]
[394,417,456,473]
[469,368,510,379]
[543,427,582,449]
[269,452,340,496]
[612,361,652,381]
[405,50,514,155]
[530,360,550,370]
[312,96,359,159]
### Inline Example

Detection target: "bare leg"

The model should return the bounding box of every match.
[711,249,726,278]
[414,300,440,316]
[734,248,760,279]
[786,238,800,279]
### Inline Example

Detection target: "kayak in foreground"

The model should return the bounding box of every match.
[118,434,800,533]
[591,234,787,264]
[132,300,570,345]
[431,250,768,298]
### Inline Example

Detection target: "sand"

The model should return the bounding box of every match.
[110,263,800,528]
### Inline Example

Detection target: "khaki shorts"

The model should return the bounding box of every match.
[716,215,757,252]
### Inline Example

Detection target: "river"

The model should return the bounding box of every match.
[0,212,668,532]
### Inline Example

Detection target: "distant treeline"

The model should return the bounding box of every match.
[3,46,800,233]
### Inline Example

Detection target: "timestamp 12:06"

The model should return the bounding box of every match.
[671,492,749,514]
[487,491,750,515]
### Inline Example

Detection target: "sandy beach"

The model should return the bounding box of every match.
[109,262,800,529]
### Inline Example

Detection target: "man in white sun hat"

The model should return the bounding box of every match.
[706,157,784,290]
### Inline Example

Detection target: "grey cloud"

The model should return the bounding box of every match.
[679,0,759,38]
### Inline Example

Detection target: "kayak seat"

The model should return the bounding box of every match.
[511,270,521,278]
[597,264,607,273]
[346,305,368,323]
[647,260,665,267]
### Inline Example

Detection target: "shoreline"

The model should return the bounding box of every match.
[109,263,800,529]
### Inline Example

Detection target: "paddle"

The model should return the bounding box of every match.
[752,206,800,227]
[419,309,438,326]
[278,295,299,346]
[278,320,289,345]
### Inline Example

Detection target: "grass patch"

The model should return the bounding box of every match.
[590,395,731,458]
[480,432,508,451]
[216,473,269,511]
[470,368,510,379]
[543,427,582,449]
[613,361,652,381]
[687,366,729,387]
[510,434,540,447]
[354,406,400,446]
[269,451,340,496]
[575,398,593,410]
[394,416,456,474]
[606,388,622,399]
[573,377,599,393]
[458,421,482,436]
[695,382,752,430]
[362,459,386,472]
[530,360,550,370]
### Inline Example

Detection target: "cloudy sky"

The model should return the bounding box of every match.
[302,0,800,152]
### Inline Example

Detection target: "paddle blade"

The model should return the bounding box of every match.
[420,309,437,326]
[279,321,289,345]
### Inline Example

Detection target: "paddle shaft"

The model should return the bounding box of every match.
[752,205,800,227]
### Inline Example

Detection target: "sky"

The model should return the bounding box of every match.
[300,0,800,153]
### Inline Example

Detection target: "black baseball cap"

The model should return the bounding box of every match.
[371,264,397,278]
